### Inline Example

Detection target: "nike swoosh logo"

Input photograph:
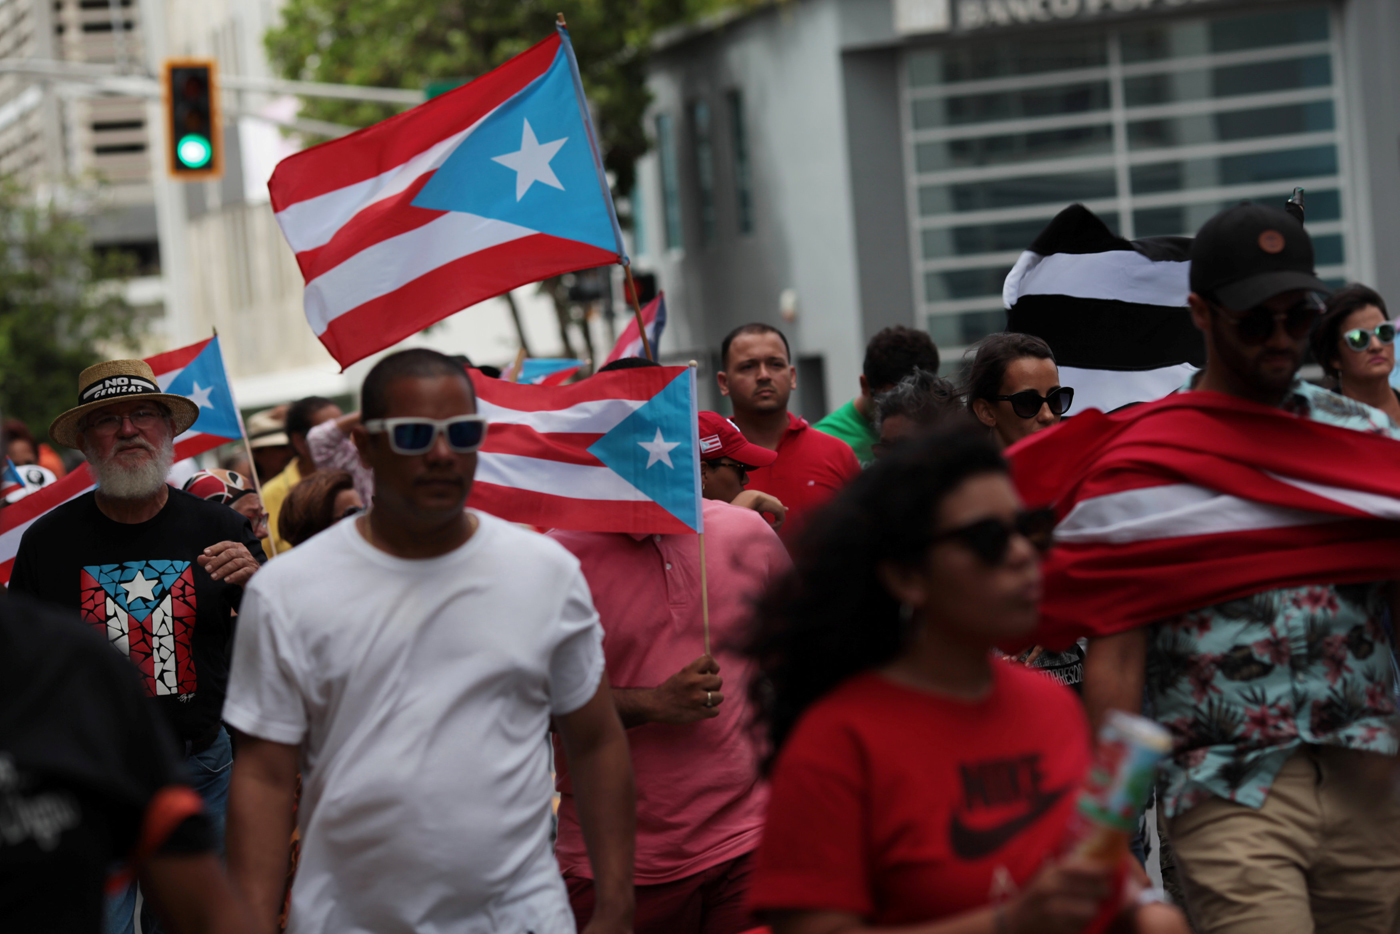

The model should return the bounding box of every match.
[948,786,1071,860]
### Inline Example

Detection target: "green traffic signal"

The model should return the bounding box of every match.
[176,133,212,169]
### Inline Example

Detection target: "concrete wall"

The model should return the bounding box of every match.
[641,0,868,418]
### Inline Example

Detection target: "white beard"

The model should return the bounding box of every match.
[86,434,176,500]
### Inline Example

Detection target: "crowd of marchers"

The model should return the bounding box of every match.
[3,202,1400,934]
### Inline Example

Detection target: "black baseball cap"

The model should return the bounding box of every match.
[1189,202,1331,310]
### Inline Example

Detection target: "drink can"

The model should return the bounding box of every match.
[1077,710,1172,832]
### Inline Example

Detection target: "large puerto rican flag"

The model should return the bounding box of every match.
[604,292,667,365]
[468,366,703,534]
[1008,390,1400,650]
[0,337,244,585]
[268,26,627,369]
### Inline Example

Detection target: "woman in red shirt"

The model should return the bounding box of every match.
[744,426,1186,934]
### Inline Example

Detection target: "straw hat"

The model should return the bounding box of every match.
[245,407,289,449]
[49,359,201,449]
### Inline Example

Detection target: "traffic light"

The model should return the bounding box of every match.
[163,59,221,179]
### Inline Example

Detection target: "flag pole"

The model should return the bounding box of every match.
[508,346,527,383]
[214,328,278,557]
[623,263,655,361]
[690,359,709,655]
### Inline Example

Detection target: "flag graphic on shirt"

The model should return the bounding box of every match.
[0,337,242,586]
[468,365,703,534]
[268,26,626,369]
[80,561,197,697]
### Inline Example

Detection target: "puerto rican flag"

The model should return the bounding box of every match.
[604,292,667,365]
[0,337,243,585]
[268,26,626,369]
[504,358,586,385]
[1008,390,1400,650]
[468,366,703,534]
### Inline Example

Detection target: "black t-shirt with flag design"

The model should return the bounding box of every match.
[9,488,265,745]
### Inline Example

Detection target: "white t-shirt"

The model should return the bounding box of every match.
[224,511,605,934]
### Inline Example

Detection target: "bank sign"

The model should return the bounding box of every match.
[894,0,1240,34]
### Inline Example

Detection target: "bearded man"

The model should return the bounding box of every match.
[9,359,264,934]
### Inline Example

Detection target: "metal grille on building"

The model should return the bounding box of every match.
[902,4,1351,352]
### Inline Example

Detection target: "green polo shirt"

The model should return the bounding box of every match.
[813,398,879,467]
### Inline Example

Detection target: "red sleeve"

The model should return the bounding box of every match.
[837,439,860,481]
[749,709,873,917]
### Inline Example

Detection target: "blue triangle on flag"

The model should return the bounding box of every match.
[411,46,619,254]
[588,371,700,532]
[163,337,241,441]
[87,561,185,616]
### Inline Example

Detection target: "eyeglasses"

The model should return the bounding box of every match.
[363,416,488,455]
[989,388,1074,420]
[707,459,750,485]
[87,408,165,436]
[927,508,1056,565]
[1343,323,1396,352]
[1215,293,1324,346]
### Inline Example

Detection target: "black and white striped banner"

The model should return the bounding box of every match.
[1004,204,1205,414]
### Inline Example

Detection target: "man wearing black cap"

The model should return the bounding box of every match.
[1081,204,1400,933]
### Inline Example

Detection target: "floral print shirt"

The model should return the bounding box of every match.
[1149,380,1400,818]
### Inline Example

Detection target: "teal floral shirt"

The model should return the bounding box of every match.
[1149,381,1400,818]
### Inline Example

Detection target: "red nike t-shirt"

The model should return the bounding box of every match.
[748,663,1091,926]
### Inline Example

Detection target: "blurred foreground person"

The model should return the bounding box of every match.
[699,410,787,531]
[224,349,635,934]
[966,334,1074,448]
[744,427,1186,934]
[550,432,789,934]
[871,368,960,459]
[183,467,269,541]
[1310,284,1400,424]
[815,326,941,466]
[719,324,859,542]
[8,360,265,934]
[276,469,363,547]
[0,588,253,934]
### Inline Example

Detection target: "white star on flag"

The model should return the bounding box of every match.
[120,570,159,604]
[638,428,680,469]
[188,382,214,409]
[492,119,568,201]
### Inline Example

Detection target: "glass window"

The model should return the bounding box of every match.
[1120,7,1328,63]
[922,169,1116,215]
[925,266,1014,302]
[1133,190,1343,237]
[1131,145,1337,195]
[916,125,1113,172]
[1124,56,1331,107]
[924,217,1056,258]
[1313,233,1344,267]
[928,310,1007,347]
[689,100,716,247]
[631,182,646,257]
[727,90,753,235]
[907,34,1106,87]
[656,114,682,251]
[1127,101,1333,150]
[913,81,1111,130]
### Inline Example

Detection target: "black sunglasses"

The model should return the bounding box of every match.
[990,387,1074,420]
[1215,293,1324,346]
[707,459,750,484]
[927,508,1056,565]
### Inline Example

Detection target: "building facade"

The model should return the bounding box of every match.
[635,0,1400,416]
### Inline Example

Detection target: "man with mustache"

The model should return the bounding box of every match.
[223,348,635,934]
[8,359,265,934]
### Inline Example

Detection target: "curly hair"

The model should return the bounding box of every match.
[278,470,357,547]
[873,368,960,432]
[1310,284,1389,382]
[745,424,1007,770]
[863,326,941,392]
[964,333,1055,414]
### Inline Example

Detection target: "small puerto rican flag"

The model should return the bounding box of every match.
[1,459,26,500]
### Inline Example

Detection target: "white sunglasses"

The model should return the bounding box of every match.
[363,416,488,455]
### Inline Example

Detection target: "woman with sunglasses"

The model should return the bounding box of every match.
[745,426,1185,934]
[1309,285,1400,424]
[966,334,1074,448]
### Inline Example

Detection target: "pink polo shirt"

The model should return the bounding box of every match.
[549,499,790,884]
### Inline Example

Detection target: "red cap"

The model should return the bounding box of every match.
[697,411,778,468]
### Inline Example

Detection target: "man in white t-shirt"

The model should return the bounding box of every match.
[223,349,636,934]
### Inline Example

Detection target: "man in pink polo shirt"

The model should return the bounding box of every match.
[549,414,790,934]
[717,324,859,543]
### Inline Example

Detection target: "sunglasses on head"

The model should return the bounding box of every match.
[927,508,1056,565]
[990,387,1074,420]
[364,416,488,455]
[1215,293,1324,346]
[1343,323,1396,352]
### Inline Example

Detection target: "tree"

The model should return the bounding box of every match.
[264,0,746,362]
[0,181,148,446]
